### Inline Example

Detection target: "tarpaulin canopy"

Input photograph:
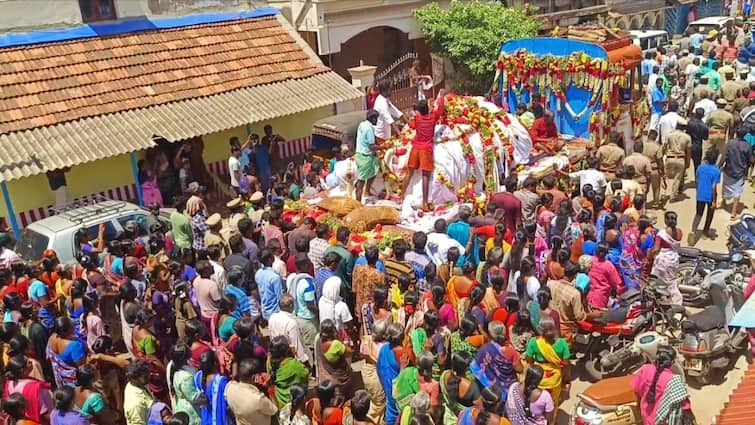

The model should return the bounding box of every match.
[499,37,609,139]
[607,44,643,67]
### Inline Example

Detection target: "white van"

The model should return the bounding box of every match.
[685,16,734,35]
[628,30,670,54]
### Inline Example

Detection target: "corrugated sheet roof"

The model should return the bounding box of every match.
[0,13,363,182]
[0,72,362,182]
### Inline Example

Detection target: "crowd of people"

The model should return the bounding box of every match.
[6,19,755,425]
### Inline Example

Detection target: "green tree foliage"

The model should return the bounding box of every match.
[414,0,540,94]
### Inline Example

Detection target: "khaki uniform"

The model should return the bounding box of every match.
[733,97,749,116]
[664,130,691,197]
[623,153,653,186]
[596,142,625,180]
[205,231,230,259]
[691,85,713,105]
[642,140,663,203]
[719,80,740,103]
[717,65,736,82]
[706,109,734,161]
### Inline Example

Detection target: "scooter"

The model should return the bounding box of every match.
[678,249,751,307]
[570,333,685,425]
[679,269,748,385]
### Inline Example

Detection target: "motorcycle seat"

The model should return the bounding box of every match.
[582,375,637,407]
[702,250,730,262]
[593,307,629,325]
[678,246,701,258]
[682,305,726,332]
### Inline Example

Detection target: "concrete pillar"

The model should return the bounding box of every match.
[347,61,377,91]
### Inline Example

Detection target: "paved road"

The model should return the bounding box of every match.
[558,167,755,424]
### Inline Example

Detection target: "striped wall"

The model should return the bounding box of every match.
[16,136,313,228]
[18,184,139,228]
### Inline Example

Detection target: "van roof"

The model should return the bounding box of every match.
[688,16,732,25]
[628,30,669,37]
[25,200,142,233]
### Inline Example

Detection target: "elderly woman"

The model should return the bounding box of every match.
[470,321,523,403]
[524,317,569,419]
[360,320,389,425]
[377,323,415,425]
[315,319,353,406]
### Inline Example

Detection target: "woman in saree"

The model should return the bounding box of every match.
[449,315,485,358]
[361,286,393,344]
[3,354,53,424]
[193,350,232,425]
[651,211,684,305]
[618,214,645,292]
[470,321,522,405]
[467,286,489,337]
[410,310,446,380]
[535,194,555,241]
[440,352,482,425]
[47,317,87,387]
[524,317,569,418]
[360,320,389,425]
[630,346,692,425]
[184,319,211,370]
[74,364,119,424]
[315,319,353,406]
[131,308,168,402]
[307,380,344,425]
[458,388,509,425]
[149,263,176,349]
[479,248,505,303]
[446,261,477,319]
[544,236,566,281]
[119,283,140,358]
[138,159,165,207]
[167,343,201,425]
[268,335,310,408]
[485,224,512,260]
[505,365,553,425]
[52,386,90,425]
[215,295,238,343]
[396,292,424,338]
[377,323,415,425]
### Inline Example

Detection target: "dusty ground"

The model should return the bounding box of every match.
[559,166,755,424]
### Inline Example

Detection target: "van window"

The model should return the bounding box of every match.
[15,229,49,261]
[86,221,118,241]
[640,38,650,51]
[117,213,159,236]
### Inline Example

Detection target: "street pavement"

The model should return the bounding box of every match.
[558,168,755,424]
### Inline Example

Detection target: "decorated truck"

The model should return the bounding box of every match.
[493,28,644,143]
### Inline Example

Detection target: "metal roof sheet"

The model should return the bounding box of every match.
[0,71,362,182]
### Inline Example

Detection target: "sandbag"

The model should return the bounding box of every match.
[343,206,401,233]
[316,196,362,216]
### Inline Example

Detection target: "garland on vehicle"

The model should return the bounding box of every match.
[493,49,630,117]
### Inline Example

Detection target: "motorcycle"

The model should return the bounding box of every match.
[678,248,751,307]
[570,334,685,425]
[574,284,686,381]
[679,269,748,385]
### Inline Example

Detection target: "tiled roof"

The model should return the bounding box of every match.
[0,14,363,182]
[0,15,327,134]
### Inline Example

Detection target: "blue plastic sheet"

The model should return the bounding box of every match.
[498,37,608,138]
[729,295,755,328]
[0,7,279,49]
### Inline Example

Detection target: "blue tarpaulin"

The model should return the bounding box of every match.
[730,295,755,328]
[0,7,279,49]
[498,37,608,139]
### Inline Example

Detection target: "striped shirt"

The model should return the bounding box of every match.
[384,259,415,287]
[225,284,251,320]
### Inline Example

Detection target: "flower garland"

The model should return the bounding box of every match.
[494,49,629,112]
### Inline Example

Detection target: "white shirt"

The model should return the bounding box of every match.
[657,111,681,144]
[425,232,466,266]
[228,155,241,187]
[508,271,541,300]
[210,260,227,293]
[569,169,607,192]
[268,310,311,365]
[684,63,699,80]
[373,94,403,139]
[693,98,717,121]
[318,299,353,331]
[647,74,659,94]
